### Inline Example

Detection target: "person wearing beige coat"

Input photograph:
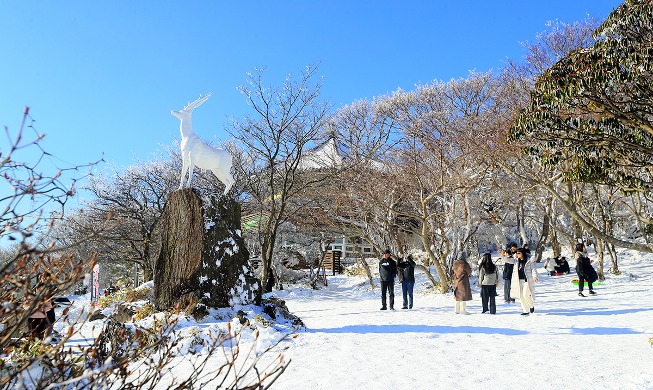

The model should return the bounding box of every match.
[453,258,473,314]
[510,248,539,315]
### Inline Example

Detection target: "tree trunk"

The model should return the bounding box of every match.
[153,189,259,311]
[414,264,438,288]
[153,189,204,309]
[421,228,449,293]
[358,258,376,289]
[549,214,561,258]
[533,197,552,263]
[596,239,605,281]
[608,242,620,275]
[517,198,528,246]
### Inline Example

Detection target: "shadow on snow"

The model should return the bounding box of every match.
[569,327,641,335]
[307,324,528,335]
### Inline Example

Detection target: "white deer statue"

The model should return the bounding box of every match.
[172,93,234,194]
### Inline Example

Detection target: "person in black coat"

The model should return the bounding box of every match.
[397,254,416,309]
[574,243,598,297]
[379,249,397,310]
[498,244,517,303]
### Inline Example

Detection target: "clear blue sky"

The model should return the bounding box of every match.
[1,1,622,178]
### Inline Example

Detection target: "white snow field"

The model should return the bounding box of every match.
[272,249,653,390]
[56,249,653,389]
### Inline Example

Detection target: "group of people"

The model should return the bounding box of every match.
[544,255,570,275]
[378,249,416,310]
[379,241,599,315]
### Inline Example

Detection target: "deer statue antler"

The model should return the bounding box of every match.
[183,92,213,112]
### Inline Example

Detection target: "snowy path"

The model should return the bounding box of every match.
[273,256,653,390]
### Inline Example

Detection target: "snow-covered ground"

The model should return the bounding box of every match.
[271,249,653,390]
[57,249,653,389]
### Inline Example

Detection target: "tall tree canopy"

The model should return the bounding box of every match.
[509,0,653,192]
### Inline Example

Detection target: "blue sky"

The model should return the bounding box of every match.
[1,1,621,179]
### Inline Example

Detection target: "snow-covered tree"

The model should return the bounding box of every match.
[229,65,332,303]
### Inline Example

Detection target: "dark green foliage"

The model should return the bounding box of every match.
[509,0,653,191]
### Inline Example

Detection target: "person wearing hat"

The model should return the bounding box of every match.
[379,249,397,310]
[397,254,416,309]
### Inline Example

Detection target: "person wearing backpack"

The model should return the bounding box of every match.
[478,253,499,314]
[574,243,598,297]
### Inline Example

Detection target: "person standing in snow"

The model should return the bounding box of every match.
[510,247,539,315]
[397,254,416,309]
[478,253,499,314]
[574,243,598,297]
[379,249,397,310]
[498,245,516,303]
[452,256,472,314]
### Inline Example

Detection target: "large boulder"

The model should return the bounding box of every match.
[153,188,259,310]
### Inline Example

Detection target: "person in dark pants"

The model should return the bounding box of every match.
[478,253,499,314]
[498,245,516,303]
[574,243,598,297]
[378,249,397,310]
[397,254,416,309]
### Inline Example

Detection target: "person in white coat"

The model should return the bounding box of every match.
[544,257,557,276]
[510,247,539,315]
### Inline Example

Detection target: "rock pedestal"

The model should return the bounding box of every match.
[153,188,259,311]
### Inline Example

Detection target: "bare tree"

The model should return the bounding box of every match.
[1,110,292,389]
[0,108,101,383]
[229,65,332,303]
[303,97,398,288]
[384,72,503,292]
[76,159,177,281]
